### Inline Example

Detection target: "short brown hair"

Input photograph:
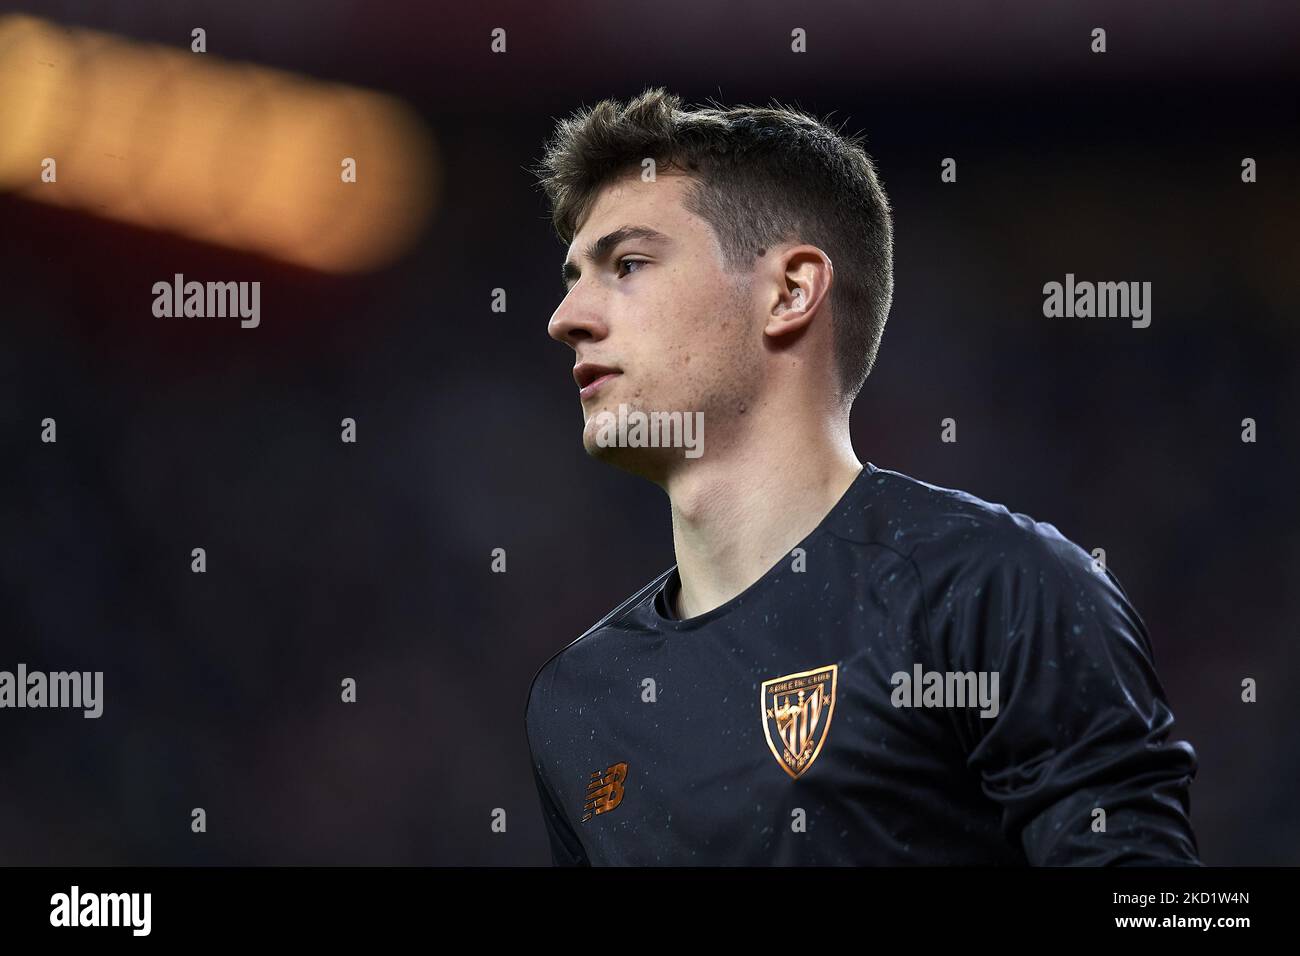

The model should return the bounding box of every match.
[531,86,894,401]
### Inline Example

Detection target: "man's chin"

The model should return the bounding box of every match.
[581,427,634,464]
[581,421,674,480]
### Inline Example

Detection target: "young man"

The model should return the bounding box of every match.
[524,87,1200,865]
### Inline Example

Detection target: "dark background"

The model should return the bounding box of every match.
[1,0,1297,865]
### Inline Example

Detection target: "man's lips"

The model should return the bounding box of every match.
[579,371,619,400]
[573,362,621,400]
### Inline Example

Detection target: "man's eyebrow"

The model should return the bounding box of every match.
[561,225,671,291]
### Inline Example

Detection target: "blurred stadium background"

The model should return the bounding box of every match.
[0,0,1297,864]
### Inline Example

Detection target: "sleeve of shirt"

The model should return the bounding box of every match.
[525,666,590,867]
[928,519,1202,866]
[530,758,590,867]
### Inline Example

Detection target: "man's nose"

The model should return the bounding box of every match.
[548,290,608,346]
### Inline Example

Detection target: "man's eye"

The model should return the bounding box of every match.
[616,257,648,278]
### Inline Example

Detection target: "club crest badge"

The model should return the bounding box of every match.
[761,664,838,779]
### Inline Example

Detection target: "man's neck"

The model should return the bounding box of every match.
[663,415,862,620]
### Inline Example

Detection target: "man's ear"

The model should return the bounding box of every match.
[763,246,833,342]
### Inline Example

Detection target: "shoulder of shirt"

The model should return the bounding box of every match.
[837,464,1094,582]
[524,565,675,724]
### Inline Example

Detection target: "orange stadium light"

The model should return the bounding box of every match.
[0,14,438,273]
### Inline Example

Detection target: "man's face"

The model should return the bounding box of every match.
[548,170,759,476]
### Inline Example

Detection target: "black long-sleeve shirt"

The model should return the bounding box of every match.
[525,461,1201,865]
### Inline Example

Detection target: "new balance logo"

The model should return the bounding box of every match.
[582,761,628,822]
